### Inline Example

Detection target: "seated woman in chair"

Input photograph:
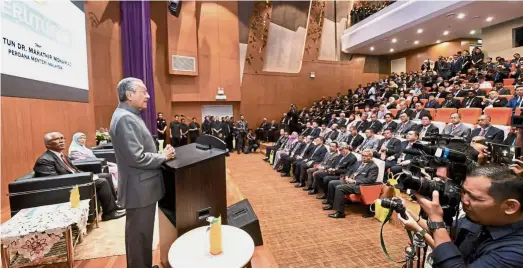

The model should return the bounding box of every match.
[69,132,118,192]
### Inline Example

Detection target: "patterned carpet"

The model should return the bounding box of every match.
[226,153,410,268]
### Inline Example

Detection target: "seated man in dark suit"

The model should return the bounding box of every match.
[374,128,401,170]
[424,96,440,109]
[410,102,431,120]
[440,92,461,108]
[367,114,382,133]
[482,91,508,108]
[34,132,125,221]
[322,149,379,218]
[312,142,358,198]
[263,129,287,161]
[279,135,306,177]
[394,102,413,119]
[415,115,440,139]
[467,115,504,144]
[503,127,517,146]
[378,113,398,134]
[461,90,483,108]
[288,136,316,178]
[389,131,422,175]
[291,137,327,186]
[395,113,417,135]
[346,126,364,150]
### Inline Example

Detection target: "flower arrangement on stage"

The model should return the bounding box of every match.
[95,128,111,145]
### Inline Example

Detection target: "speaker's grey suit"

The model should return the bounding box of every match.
[110,103,167,268]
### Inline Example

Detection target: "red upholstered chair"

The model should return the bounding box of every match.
[484,107,512,125]
[345,183,384,217]
[425,108,436,119]
[434,108,457,122]
[516,108,522,116]
[459,108,482,124]
[436,98,445,105]
[501,95,513,102]
[389,109,398,117]
[420,99,428,106]
[504,78,515,86]
[506,85,515,95]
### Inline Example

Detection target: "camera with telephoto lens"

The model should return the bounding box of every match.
[379,197,408,219]
[394,138,470,209]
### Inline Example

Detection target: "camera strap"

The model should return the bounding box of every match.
[380,209,414,263]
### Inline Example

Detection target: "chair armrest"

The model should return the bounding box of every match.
[92,149,116,163]
[359,183,384,205]
[9,172,95,216]
[73,159,106,174]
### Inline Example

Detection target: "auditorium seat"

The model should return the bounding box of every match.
[434,108,457,122]
[506,85,515,94]
[516,108,522,116]
[425,108,436,119]
[484,107,512,125]
[389,109,398,117]
[405,99,411,107]
[500,95,514,102]
[346,183,384,216]
[459,108,482,124]
[432,121,447,133]
[420,99,428,106]
[504,78,515,86]
[493,124,510,139]
[436,98,445,105]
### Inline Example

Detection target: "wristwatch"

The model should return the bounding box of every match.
[427,218,446,232]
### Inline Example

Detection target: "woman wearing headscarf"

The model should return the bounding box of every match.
[69,132,118,193]
[272,131,299,169]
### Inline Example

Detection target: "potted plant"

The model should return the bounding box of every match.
[95,128,111,145]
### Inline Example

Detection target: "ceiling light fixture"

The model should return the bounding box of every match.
[457,13,465,19]
[392,38,397,43]
[436,40,441,43]
[390,48,394,52]
[443,31,449,36]
[417,29,423,34]
[370,47,374,51]
[414,40,419,45]
[486,16,493,22]
[470,30,476,35]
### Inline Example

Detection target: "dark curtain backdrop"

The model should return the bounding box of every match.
[120,0,157,135]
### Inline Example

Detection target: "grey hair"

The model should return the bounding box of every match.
[117,77,144,102]
[44,132,59,145]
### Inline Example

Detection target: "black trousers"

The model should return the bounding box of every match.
[326,180,360,213]
[125,202,156,268]
[280,154,295,174]
[94,174,117,215]
[298,162,314,184]
[236,133,246,152]
[171,137,180,147]
[226,135,234,151]
[292,160,305,179]
[312,171,330,192]
[179,137,188,146]
[190,135,198,144]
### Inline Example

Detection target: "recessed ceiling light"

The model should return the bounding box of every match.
[414,40,419,45]
[389,48,394,52]
[436,40,441,43]
[457,13,465,19]
[470,30,476,35]
[370,47,374,51]
[486,16,493,22]
[417,29,423,34]
[443,31,449,36]
[392,38,397,43]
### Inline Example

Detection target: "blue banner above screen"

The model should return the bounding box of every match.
[1,0,89,103]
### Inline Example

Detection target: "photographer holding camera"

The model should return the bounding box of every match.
[398,165,523,267]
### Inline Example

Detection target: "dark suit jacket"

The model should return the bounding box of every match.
[461,97,483,108]
[476,89,487,97]
[425,100,441,109]
[289,142,305,157]
[346,161,379,185]
[327,130,339,141]
[308,145,328,163]
[310,127,321,138]
[394,109,413,119]
[346,134,364,149]
[415,124,440,135]
[332,153,358,175]
[504,133,516,146]
[410,109,431,120]
[34,150,80,177]
[301,127,312,136]
[434,91,448,99]
[392,141,422,161]
[467,126,505,144]
[453,89,468,97]
[373,138,401,158]
[299,143,316,159]
[498,88,511,95]
[486,97,508,107]
[380,121,398,133]
[356,120,370,133]
[441,99,461,108]
[366,120,383,133]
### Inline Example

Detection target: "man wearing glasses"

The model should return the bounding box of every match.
[467,115,504,143]
[110,77,176,268]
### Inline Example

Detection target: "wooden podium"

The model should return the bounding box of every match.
[158,143,228,266]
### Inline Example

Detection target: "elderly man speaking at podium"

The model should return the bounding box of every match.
[110,77,176,268]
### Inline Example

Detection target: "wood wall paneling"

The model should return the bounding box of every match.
[167,0,199,76]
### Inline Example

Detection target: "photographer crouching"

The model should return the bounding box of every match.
[398,164,523,267]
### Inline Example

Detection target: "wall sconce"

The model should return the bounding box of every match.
[310,72,316,78]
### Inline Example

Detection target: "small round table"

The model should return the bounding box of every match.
[168,225,255,268]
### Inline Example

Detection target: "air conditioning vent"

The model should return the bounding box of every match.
[172,55,196,72]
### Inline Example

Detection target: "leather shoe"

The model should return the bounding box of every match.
[102,209,126,221]
[289,179,298,183]
[316,194,326,199]
[280,173,290,177]
[116,204,124,210]
[303,186,313,191]
[321,200,329,204]
[308,189,318,195]
[295,183,304,188]
[323,205,333,210]
[328,212,346,219]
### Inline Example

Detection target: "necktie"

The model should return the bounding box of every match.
[450,124,457,134]
[479,128,486,136]
[421,127,427,137]
[415,112,421,119]
[61,154,76,173]
[518,97,522,107]
[353,163,366,178]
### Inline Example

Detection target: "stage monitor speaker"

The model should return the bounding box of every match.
[227,199,263,246]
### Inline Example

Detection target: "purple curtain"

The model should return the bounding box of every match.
[120,0,157,135]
